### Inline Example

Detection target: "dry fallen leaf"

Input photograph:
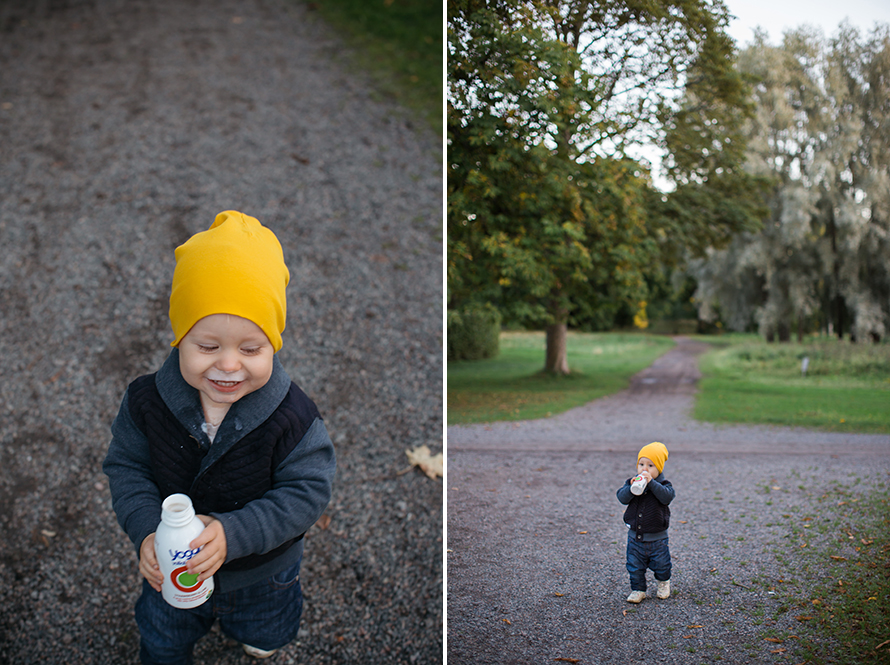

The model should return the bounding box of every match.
[405,445,443,480]
[554,659,579,663]
[503,619,511,625]
[795,616,813,621]
[315,514,332,530]
[830,555,847,561]
[687,624,703,629]
[770,648,787,654]
[764,638,783,644]
[578,531,588,535]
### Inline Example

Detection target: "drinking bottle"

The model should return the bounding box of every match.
[154,493,214,608]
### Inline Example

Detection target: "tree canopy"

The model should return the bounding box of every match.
[691,23,890,342]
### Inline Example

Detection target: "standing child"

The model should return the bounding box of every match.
[103,211,336,663]
[616,441,674,603]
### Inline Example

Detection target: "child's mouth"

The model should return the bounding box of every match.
[208,379,244,391]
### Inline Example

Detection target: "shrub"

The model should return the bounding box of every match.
[447,305,501,361]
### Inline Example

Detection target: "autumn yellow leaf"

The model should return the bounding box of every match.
[795,616,813,621]
[830,555,847,561]
[578,531,588,534]
[687,624,703,629]
[554,593,564,597]
[770,648,786,653]
[503,619,511,625]
[764,638,783,643]
[405,446,442,480]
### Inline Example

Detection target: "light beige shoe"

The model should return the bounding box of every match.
[626,590,646,603]
[242,644,278,659]
[656,580,671,599]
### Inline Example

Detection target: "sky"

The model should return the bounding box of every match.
[724,0,890,47]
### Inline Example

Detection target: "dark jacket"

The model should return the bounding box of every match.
[103,349,336,592]
[617,473,674,542]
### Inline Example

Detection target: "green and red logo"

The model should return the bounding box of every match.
[171,566,203,592]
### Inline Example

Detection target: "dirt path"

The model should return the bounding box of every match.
[446,338,889,664]
[448,337,889,454]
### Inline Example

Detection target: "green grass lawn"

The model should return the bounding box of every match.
[306,0,442,134]
[693,335,890,434]
[447,332,675,425]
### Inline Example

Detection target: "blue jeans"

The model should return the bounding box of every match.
[135,558,303,665]
[626,534,671,592]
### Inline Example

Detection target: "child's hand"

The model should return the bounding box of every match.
[187,516,228,584]
[639,470,653,482]
[139,534,164,592]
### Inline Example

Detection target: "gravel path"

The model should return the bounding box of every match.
[447,338,890,664]
[0,2,442,663]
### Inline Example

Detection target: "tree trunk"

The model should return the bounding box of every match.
[545,322,570,375]
[778,322,790,343]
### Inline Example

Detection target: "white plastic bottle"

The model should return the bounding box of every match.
[154,493,214,608]
[630,474,649,495]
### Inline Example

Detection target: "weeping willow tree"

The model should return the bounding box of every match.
[691,23,890,342]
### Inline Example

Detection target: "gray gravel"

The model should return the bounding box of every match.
[0,1,442,663]
[447,338,890,664]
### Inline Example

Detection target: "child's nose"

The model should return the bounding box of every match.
[217,350,241,372]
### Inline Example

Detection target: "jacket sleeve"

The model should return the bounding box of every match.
[102,390,163,554]
[648,478,675,506]
[211,417,336,561]
[617,479,634,505]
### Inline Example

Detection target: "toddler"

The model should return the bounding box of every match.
[616,441,674,603]
[103,211,336,663]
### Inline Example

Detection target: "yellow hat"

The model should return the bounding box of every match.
[169,211,290,352]
[638,441,669,474]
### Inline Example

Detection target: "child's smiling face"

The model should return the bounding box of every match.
[178,313,275,415]
[637,456,660,478]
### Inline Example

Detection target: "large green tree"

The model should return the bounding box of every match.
[449,0,758,373]
[691,24,890,341]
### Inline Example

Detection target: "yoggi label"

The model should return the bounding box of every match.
[168,547,201,562]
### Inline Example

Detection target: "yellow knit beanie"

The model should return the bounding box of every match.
[638,441,669,474]
[169,211,290,352]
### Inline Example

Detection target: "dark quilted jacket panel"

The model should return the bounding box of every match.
[623,488,671,533]
[127,373,320,571]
